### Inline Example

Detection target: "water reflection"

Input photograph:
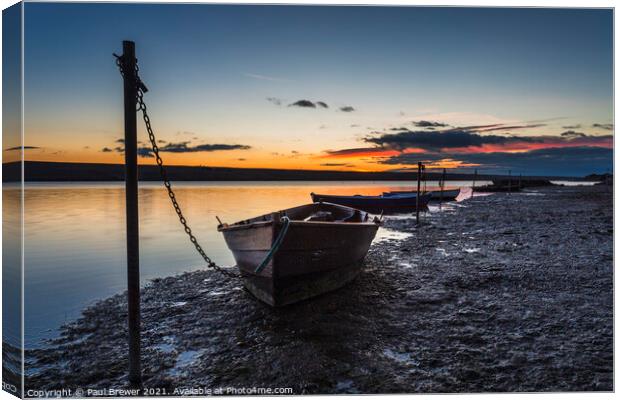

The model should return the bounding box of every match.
[22,180,484,347]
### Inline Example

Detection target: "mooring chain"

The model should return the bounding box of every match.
[115,55,240,280]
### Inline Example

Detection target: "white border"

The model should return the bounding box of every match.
[0,1,616,400]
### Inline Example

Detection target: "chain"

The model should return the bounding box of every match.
[115,55,240,280]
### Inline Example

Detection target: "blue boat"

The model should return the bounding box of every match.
[310,192,431,214]
[383,188,462,201]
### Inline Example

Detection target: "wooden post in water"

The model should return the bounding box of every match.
[471,169,477,199]
[440,168,446,205]
[416,162,422,224]
[121,40,142,387]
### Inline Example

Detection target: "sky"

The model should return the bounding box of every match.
[7,4,614,176]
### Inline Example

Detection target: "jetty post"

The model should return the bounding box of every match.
[471,169,477,199]
[121,40,142,387]
[440,168,446,205]
[416,162,422,224]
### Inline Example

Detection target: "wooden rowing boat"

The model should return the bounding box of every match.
[309,192,431,214]
[383,188,462,201]
[218,202,380,306]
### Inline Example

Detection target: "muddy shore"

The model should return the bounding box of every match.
[26,185,613,394]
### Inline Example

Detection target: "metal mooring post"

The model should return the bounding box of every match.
[121,40,142,387]
[416,162,422,224]
[471,169,477,199]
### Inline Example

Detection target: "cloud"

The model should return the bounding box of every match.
[284,100,350,111]
[116,138,125,144]
[157,142,251,153]
[364,129,534,151]
[237,158,246,161]
[560,130,586,138]
[266,97,282,106]
[562,124,581,129]
[592,123,613,130]
[378,146,612,176]
[363,129,612,153]
[137,147,154,158]
[474,124,546,132]
[4,146,40,151]
[413,120,449,128]
[390,127,409,131]
[321,147,401,159]
[157,139,167,144]
[320,163,354,167]
[289,100,316,108]
[101,147,113,152]
[243,73,290,83]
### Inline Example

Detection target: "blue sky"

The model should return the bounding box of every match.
[13,4,614,176]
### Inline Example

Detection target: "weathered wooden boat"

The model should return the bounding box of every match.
[383,188,462,201]
[309,192,431,214]
[218,202,380,306]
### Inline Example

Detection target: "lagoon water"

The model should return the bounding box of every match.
[11,178,598,348]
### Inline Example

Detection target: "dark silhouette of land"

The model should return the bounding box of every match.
[3,161,584,182]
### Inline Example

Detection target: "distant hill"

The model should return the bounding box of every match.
[2,161,583,182]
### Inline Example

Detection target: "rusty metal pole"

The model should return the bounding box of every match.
[471,169,477,199]
[121,40,142,387]
[440,168,446,205]
[416,162,422,224]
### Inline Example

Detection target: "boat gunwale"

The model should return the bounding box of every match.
[311,192,422,200]
[218,218,380,232]
[218,202,379,232]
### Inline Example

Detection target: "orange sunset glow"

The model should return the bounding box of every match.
[3,4,611,178]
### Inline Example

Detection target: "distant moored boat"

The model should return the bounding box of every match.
[383,188,462,201]
[310,192,431,214]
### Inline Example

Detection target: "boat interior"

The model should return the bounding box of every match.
[222,202,373,228]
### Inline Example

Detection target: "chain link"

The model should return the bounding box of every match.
[115,55,240,280]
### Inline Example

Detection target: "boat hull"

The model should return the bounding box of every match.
[310,193,431,214]
[219,214,379,306]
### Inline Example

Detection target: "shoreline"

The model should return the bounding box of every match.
[4,161,590,183]
[25,185,613,393]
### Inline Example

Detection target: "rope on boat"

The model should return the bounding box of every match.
[255,216,291,274]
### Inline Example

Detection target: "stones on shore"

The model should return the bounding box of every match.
[25,186,613,393]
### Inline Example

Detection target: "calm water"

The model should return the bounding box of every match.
[4,179,589,347]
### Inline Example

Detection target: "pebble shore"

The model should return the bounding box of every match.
[26,185,613,393]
